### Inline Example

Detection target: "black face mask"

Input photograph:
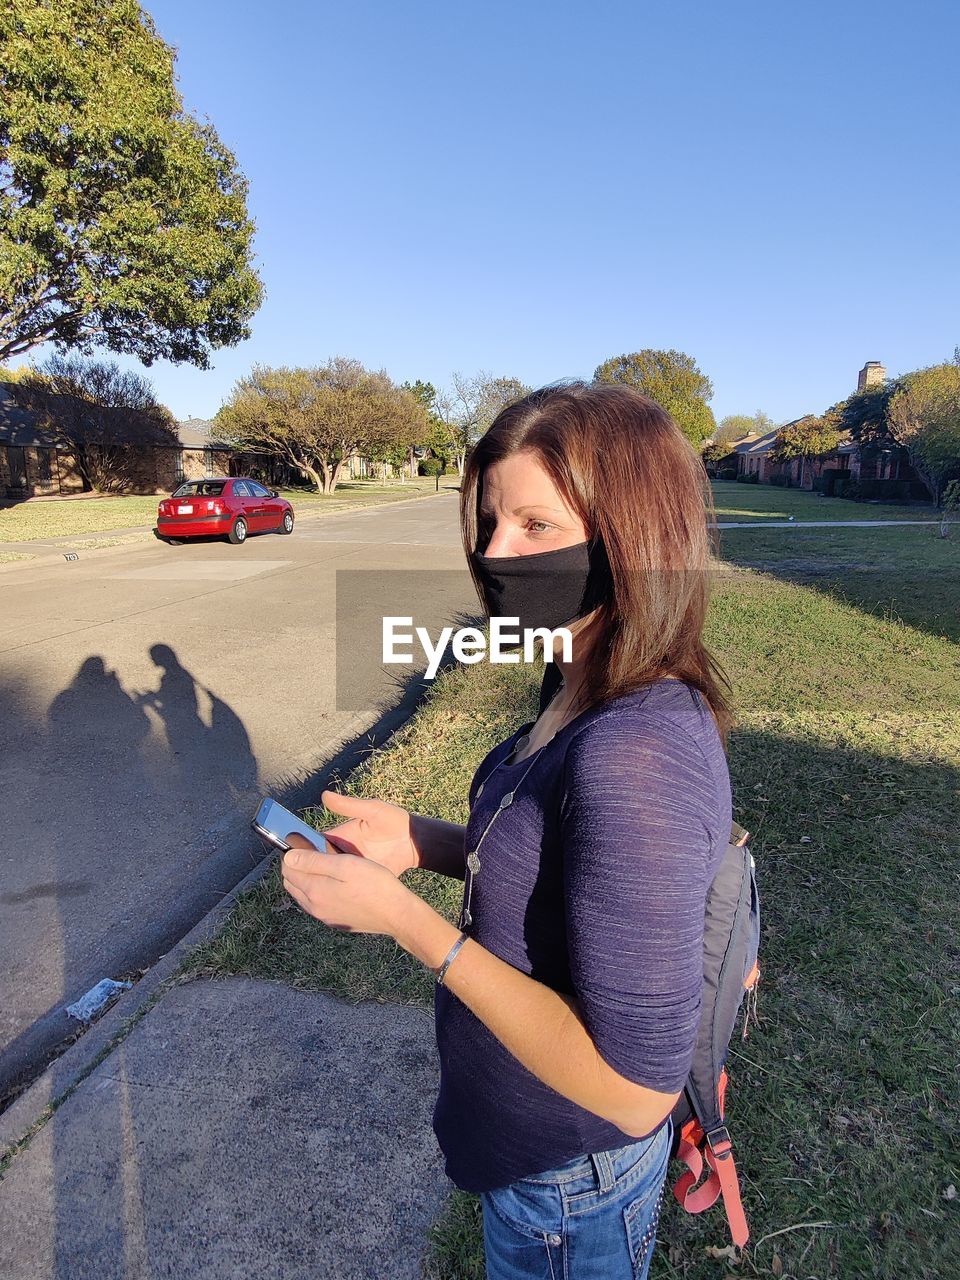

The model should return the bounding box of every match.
[469,539,607,639]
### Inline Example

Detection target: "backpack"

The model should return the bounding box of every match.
[669,819,760,1249]
[536,667,761,1248]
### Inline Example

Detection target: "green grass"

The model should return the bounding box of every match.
[185,506,959,1280]
[711,478,937,523]
[0,494,164,541]
[0,476,459,544]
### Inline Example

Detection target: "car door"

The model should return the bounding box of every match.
[230,480,261,530]
[249,482,282,528]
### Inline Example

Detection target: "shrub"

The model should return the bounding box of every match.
[769,472,791,487]
[851,478,912,502]
[418,457,445,477]
[819,467,849,496]
[717,466,738,481]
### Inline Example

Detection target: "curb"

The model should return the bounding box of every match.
[0,651,446,1166]
[0,842,279,1165]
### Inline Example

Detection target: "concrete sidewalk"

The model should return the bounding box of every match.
[0,976,449,1280]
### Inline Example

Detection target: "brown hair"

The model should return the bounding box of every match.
[460,380,734,744]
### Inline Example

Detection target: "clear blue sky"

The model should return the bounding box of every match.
[39,0,960,423]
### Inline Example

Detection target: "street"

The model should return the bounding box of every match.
[0,491,474,1102]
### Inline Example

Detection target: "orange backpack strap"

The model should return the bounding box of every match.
[673,1123,750,1247]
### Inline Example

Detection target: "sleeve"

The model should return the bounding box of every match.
[559,712,719,1093]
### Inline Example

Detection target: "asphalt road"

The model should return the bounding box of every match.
[0,492,477,1102]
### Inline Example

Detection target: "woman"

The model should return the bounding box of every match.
[281,381,734,1279]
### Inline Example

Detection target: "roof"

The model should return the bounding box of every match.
[0,384,59,447]
[732,427,781,456]
[177,418,218,448]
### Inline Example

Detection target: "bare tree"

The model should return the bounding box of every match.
[16,354,177,491]
[436,372,530,475]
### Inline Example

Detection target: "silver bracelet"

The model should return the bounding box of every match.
[435,932,468,985]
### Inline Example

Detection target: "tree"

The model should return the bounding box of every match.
[0,0,262,366]
[214,359,428,494]
[837,384,895,445]
[593,349,716,446]
[402,380,457,472]
[770,410,843,486]
[436,372,530,475]
[15,353,177,491]
[887,363,960,504]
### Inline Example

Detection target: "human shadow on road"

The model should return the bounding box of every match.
[0,646,261,1113]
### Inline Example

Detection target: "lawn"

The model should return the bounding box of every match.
[185,505,959,1280]
[710,478,938,524]
[0,476,460,544]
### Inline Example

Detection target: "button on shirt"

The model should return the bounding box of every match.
[432,678,732,1193]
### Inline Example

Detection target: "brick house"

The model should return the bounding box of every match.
[733,424,911,491]
[0,385,235,497]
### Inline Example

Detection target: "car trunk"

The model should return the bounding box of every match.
[160,496,226,520]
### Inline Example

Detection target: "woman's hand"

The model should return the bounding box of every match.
[281,833,414,936]
[314,788,419,877]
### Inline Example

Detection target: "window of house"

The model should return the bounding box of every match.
[37,449,55,482]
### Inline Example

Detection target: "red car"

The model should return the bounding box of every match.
[156,478,295,545]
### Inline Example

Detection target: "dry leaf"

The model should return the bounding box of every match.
[704,1243,741,1264]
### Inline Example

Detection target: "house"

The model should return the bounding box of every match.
[0,384,73,496]
[174,419,233,486]
[728,362,915,492]
[0,384,236,497]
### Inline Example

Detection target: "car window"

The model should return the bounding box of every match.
[249,483,270,498]
[232,481,251,497]
[172,481,226,498]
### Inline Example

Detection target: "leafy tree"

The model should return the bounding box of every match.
[15,352,177,491]
[887,363,960,504]
[770,410,843,485]
[436,372,530,474]
[0,0,262,366]
[593,349,716,446]
[837,384,895,445]
[214,359,428,494]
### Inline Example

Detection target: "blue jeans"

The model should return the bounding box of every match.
[480,1117,672,1279]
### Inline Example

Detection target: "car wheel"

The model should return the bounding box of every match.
[279,511,294,535]
[228,517,248,545]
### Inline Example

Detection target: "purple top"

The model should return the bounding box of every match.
[432,678,732,1193]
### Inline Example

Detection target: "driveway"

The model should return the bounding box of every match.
[0,492,475,1101]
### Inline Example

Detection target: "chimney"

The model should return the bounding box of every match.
[857,361,885,392]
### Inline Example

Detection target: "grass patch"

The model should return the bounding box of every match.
[711,478,937,523]
[186,513,959,1280]
[0,495,162,541]
[184,657,538,1006]
[0,551,34,563]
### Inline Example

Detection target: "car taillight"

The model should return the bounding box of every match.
[211,500,225,515]
[159,500,169,515]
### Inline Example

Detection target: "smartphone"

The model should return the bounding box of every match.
[252,798,329,854]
